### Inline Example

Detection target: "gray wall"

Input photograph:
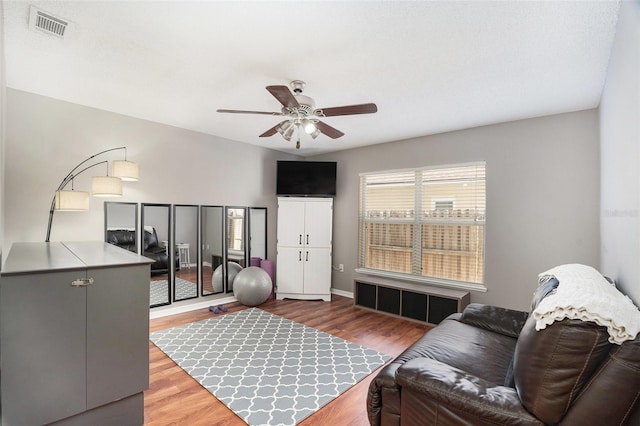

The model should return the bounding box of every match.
[3,88,297,270]
[313,110,600,311]
[600,0,640,306]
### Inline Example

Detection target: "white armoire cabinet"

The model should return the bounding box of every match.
[276,197,333,301]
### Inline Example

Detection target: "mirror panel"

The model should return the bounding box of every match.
[249,207,267,262]
[142,203,172,307]
[104,202,138,253]
[174,205,199,302]
[226,207,247,293]
[201,205,224,296]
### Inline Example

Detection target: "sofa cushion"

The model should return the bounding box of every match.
[513,315,612,425]
[144,228,159,250]
[107,229,136,246]
[367,315,518,426]
[409,318,518,385]
[106,229,137,252]
[458,303,529,339]
[397,358,543,426]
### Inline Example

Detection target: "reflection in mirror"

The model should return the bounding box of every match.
[226,207,247,293]
[143,203,172,307]
[104,202,138,253]
[249,207,267,262]
[201,205,224,296]
[174,205,199,302]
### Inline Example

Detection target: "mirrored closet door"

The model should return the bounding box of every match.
[249,207,267,261]
[201,205,224,296]
[173,205,199,302]
[142,203,172,307]
[225,207,247,293]
[104,202,138,253]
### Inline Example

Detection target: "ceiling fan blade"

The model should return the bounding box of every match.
[316,103,378,117]
[259,120,288,137]
[259,126,278,138]
[217,109,283,116]
[266,85,300,108]
[316,121,345,139]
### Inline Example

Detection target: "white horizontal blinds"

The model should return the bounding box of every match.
[358,162,486,285]
[359,171,416,274]
[420,163,486,283]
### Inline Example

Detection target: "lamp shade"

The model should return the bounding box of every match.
[54,190,90,211]
[112,160,139,181]
[91,176,123,197]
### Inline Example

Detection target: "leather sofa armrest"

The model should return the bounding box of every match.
[367,360,402,426]
[397,358,541,425]
[458,303,529,338]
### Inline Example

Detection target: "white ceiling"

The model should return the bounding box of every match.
[3,0,621,156]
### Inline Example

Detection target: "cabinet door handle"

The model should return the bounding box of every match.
[71,278,94,287]
[306,251,309,261]
[299,234,302,245]
[299,251,302,261]
[306,234,309,245]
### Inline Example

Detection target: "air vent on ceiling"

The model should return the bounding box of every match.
[29,6,70,38]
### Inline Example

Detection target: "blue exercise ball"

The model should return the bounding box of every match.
[233,266,272,307]
[212,262,243,292]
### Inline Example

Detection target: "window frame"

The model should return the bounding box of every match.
[357,162,487,293]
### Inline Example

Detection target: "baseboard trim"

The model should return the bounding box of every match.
[331,288,353,299]
[149,295,237,319]
[150,289,354,319]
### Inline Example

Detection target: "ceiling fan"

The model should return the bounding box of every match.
[217,80,378,149]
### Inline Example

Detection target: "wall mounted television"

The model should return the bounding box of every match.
[276,161,337,197]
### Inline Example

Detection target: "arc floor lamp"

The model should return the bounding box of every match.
[45,146,139,242]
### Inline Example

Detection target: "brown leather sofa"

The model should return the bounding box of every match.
[106,228,179,275]
[367,278,640,425]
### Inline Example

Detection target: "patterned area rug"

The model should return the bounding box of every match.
[150,308,391,425]
[150,278,197,305]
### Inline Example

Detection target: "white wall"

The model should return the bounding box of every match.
[600,0,640,306]
[313,110,601,311]
[0,0,6,267]
[3,88,297,270]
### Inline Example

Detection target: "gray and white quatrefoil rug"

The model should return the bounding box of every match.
[150,307,391,425]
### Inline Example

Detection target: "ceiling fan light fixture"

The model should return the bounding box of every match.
[276,121,293,136]
[310,128,321,139]
[217,80,378,148]
[301,118,316,134]
[283,125,296,141]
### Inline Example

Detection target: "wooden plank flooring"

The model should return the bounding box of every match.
[145,295,431,425]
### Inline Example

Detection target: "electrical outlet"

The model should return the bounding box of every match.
[339,264,344,272]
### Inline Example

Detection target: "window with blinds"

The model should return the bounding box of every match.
[358,162,486,285]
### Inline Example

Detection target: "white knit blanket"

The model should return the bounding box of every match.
[533,264,640,344]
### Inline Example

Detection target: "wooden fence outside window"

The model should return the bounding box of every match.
[364,209,484,284]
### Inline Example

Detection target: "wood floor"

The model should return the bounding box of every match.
[145,295,431,425]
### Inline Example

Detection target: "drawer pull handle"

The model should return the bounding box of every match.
[71,278,94,287]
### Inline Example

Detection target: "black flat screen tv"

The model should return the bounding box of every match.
[276,161,337,197]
